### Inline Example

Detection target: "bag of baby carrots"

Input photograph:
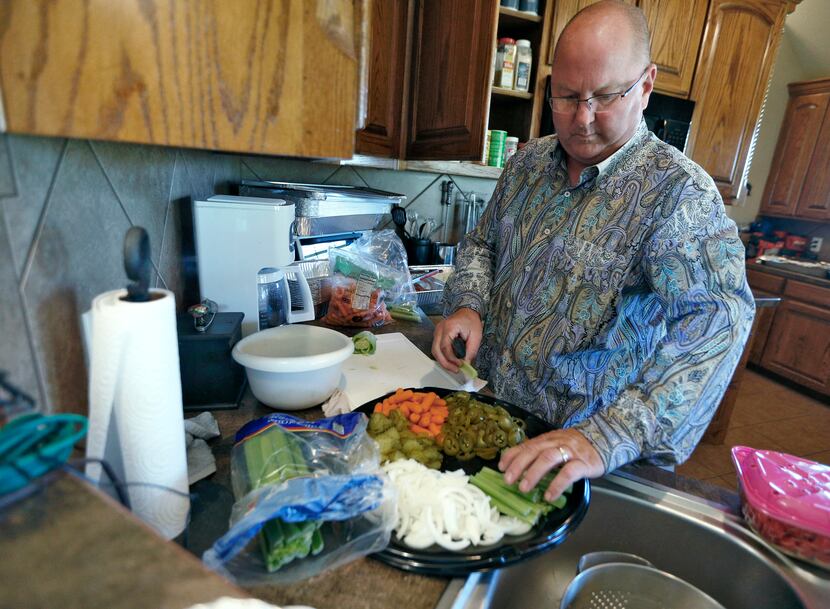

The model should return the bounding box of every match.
[321,230,413,328]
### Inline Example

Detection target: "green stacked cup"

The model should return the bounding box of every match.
[488,130,507,167]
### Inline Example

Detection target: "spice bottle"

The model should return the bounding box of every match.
[514,40,532,92]
[504,136,519,164]
[494,38,517,89]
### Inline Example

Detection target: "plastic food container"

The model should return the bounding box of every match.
[731,446,830,569]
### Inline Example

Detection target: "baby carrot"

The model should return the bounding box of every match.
[389,389,414,404]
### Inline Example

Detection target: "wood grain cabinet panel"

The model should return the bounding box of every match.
[760,89,830,216]
[406,0,499,160]
[748,295,779,366]
[0,0,367,159]
[796,81,830,220]
[639,0,708,99]
[687,0,790,201]
[746,267,786,294]
[783,280,830,309]
[355,0,412,157]
[745,268,784,366]
[761,299,830,395]
[760,78,830,219]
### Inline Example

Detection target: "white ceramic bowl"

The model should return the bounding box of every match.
[232,325,354,410]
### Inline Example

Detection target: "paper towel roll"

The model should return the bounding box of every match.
[85,288,190,539]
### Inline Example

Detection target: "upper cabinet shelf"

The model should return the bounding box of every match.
[487,1,550,146]
[492,86,534,100]
[498,6,543,25]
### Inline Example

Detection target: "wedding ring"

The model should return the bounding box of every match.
[558,446,570,464]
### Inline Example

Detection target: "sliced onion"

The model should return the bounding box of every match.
[382,459,530,551]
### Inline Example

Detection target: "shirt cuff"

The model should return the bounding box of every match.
[569,389,659,474]
[442,292,487,320]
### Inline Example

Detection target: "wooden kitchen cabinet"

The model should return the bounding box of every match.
[746,267,785,366]
[0,0,368,159]
[759,79,830,218]
[356,0,500,161]
[745,268,830,397]
[686,0,794,201]
[793,78,830,221]
[639,0,708,99]
[356,0,413,157]
[545,0,706,99]
[406,0,499,160]
[761,296,830,396]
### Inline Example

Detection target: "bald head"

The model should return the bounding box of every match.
[554,1,651,69]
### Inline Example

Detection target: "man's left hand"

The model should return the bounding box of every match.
[499,428,604,502]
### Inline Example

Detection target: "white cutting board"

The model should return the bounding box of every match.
[338,332,485,409]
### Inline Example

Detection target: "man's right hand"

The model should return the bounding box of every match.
[432,307,483,373]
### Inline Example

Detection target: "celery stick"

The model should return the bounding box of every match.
[389,304,422,322]
[311,528,325,555]
[472,467,571,526]
[353,331,377,355]
[241,424,321,572]
[459,361,478,380]
[470,474,539,524]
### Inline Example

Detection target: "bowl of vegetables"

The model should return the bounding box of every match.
[358,387,591,575]
[232,325,354,409]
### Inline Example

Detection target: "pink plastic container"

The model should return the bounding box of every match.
[731,446,830,569]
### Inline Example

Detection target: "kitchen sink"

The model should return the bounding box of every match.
[437,474,830,609]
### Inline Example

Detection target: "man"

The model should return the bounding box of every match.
[432,0,755,502]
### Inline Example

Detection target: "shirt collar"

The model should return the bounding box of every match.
[552,119,649,181]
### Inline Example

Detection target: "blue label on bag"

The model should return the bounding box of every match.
[235,412,364,443]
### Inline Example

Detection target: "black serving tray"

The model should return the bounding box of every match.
[356,387,591,576]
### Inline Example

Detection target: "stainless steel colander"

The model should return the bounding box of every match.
[560,556,726,609]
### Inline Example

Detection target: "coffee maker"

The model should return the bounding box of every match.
[193,195,313,336]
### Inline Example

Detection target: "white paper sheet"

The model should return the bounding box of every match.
[336,332,486,410]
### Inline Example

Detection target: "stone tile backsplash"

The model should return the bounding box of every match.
[0,133,498,414]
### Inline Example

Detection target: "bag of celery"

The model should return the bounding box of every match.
[203,412,396,584]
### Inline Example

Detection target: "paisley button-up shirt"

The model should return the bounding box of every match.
[443,121,755,472]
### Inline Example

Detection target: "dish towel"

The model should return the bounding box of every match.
[185,412,221,485]
[322,389,351,417]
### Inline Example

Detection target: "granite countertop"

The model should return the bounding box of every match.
[0,472,250,609]
[747,259,830,289]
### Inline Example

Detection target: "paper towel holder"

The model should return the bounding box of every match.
[123,226,151,302]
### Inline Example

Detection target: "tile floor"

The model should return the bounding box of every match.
[678,368,830,491]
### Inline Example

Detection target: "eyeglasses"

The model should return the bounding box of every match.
[549,68,648,114]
